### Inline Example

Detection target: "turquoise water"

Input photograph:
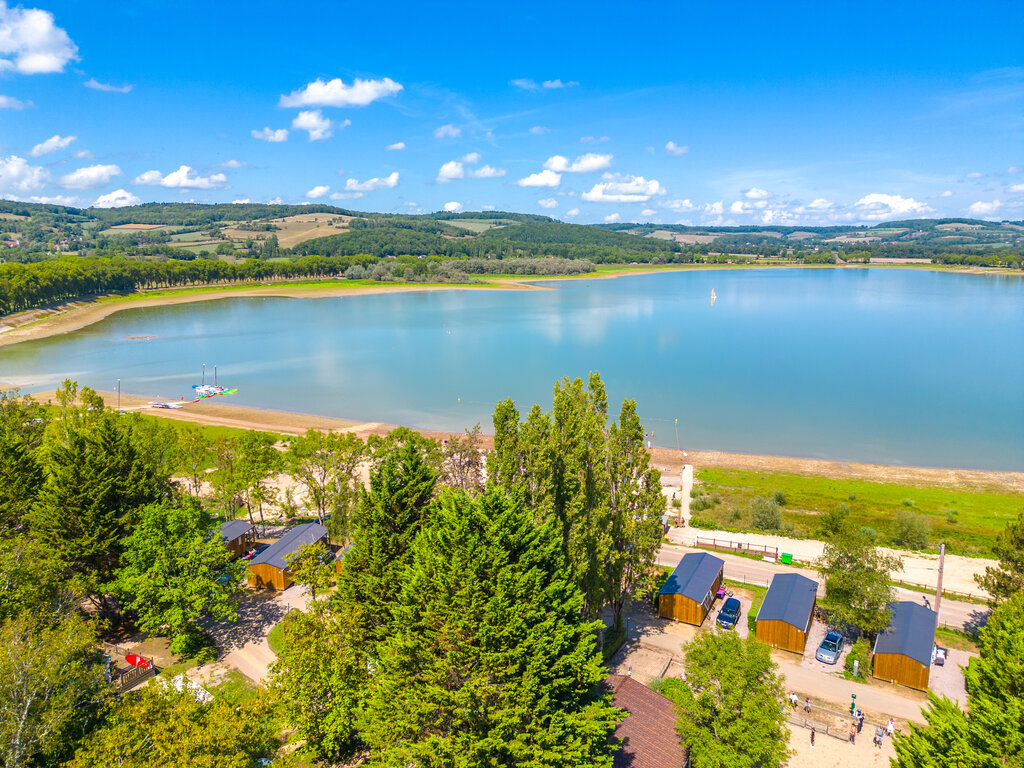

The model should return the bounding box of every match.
[2,268,1022,470]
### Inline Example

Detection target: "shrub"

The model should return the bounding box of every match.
[751,496,782,531]
[848,493,857,501]
[344,264,366,280]
[892,510,930,550]
[729,508,742,522]
[859,526,878,543]
[688,516,717,529]
[671,498,682,508]
[690,487,701,499]
[772,491,787,506]
[691,495,713,512]
[818,504,852,538]
[901,498,915,507]
[844,638,871,679]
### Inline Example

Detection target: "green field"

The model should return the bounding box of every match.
[693,467,1023,556]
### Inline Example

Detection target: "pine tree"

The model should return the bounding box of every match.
[339,437,438,648]
[359,487,621,766]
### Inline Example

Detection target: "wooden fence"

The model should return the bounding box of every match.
[694,536,779,560]
[99,642,156,691]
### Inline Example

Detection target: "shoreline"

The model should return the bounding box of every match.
[28,389,1024,494]
[1,262,1016,349]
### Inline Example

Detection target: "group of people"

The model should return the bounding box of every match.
[849,709,896,747]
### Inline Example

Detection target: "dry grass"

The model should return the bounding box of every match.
[222,213,351,249]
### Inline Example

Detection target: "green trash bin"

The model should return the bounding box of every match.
[780,553,793,564]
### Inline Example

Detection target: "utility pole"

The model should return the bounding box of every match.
[117,378,120,411]
[934,543,945,628]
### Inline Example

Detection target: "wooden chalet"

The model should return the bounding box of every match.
[872,601,936,691]
[755,572,818,654]
[607,675,690,768]
[247,523,329,590]
[220,519,256,559]
[657,552,724,626]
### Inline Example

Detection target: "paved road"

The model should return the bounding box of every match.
[657,541,989,632]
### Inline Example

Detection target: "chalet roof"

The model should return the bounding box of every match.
[756,573,818,628]
[657,552,724,603]
[873,601,936,666]
[249,523,328,571]
[607,675,688,768]
[220,519,254,543]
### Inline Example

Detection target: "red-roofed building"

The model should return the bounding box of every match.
[607,674,689,768]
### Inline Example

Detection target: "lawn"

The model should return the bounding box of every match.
[693,468,1023,556]
[267,609,300,656]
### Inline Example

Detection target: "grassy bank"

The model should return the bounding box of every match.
[693,467,1023,556]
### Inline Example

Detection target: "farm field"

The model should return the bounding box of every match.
[222,213,351,249]
[444,218,513,233]
[692,467,1024,556]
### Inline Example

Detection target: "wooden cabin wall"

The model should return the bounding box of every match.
[873,653,930,691]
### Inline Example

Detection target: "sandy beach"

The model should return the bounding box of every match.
[23,388,1024,494]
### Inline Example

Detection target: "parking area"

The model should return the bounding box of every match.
[928,647,971,704]
[799,617,853,673]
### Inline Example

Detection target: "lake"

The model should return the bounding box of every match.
[2,268,1022,470]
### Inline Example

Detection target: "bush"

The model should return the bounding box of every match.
[772,491,787,506]
[818,505,851,538]
[690,487,701,499]
[844,638,871,679]
[892,510,930,550]
[688,516,717,529]
[901,498,915,507]
[691,495,713,512]
[751,496,782,531]
[859,526,878,543]
[344,264,366,280]
[671,498,682,508]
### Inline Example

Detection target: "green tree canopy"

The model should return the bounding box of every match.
[359,487,621,766]
[815,528,903,634]
[667,632,791,768]
[975,510,1024,605]
[113,498,242,653]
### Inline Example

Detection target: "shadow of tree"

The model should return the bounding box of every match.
[203,593,288,654]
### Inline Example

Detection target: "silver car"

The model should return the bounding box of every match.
[815,631,844,664]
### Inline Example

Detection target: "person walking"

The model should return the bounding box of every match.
[856,708,865,733]
[810,728,816,748]
[874,725,885,748]
[886,718,895,738]
[804,697,811,713]
[849,721,857,744]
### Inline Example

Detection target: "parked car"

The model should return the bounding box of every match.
[815,631,845,664]
[717,597,742,629]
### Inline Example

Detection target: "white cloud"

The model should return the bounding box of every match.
[529,126,549,135]
[544,153,612,173]
[83,78,132,93]
[564,208,580,218]
[443,201,463,212]
[22,193,78,205]
[580,135,610,144]
[0,155,48,193]
[542,79,578,89]
[939,190,954,198]
[663,199,694,211]
[469,165,505,179]
[232,198,251,204]
[72,149,92,159]
[967,200,1002,218]
[386,141,405,150]
[581,174,666,203]
[134,165,228,189]
[305,185,330,199]
[436,160,464,183]
[807,198,833,210]
[460,152,481,164]
[517,169,561,187]
[331,171,400,198]
[510,78,538,91]
[966,171,984,179]
[604,213,621,223]
[0,1,78,74]
[59,163,122,189]
[729,200,747,214]
[1009,166,1019,174]
[220,159,245,169]
[31,134,75,157]
[705,201,724,215]
[292,110,338,141]
[0,94,29,109]
[853,193,932,221]
[1008,183,1024,193]
[538,198,558,209]
[251,126,288,142]
[641,208,656,216]
[279,76,403,108]
[744,187,770,200]
[665,141,689,156]
[91,188,140,208]
[434,124,461,139]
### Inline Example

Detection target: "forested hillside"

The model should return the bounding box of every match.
[0,200,1021,318]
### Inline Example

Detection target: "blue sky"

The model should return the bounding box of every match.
[0,0,1021,225]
